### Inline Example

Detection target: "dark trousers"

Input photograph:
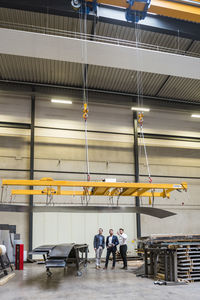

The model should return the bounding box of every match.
[105,247,116,267]
[120,245,127,267]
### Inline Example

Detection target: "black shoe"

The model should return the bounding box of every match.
[124,267,128,270]
[103,266,107,270]
[120,267,125,269]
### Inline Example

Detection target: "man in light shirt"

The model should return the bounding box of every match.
[117,228,128,270]
[94,228,105,269]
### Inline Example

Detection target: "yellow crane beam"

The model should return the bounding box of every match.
[10,189,164,197]
[149,0,200,23]
[2,178,187,199]
[86,0,200,23]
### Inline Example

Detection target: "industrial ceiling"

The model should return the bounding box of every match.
[0,7,200,103]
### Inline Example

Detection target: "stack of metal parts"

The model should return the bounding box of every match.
[0,246,13,277]
[140,234,200,283]
[177,243,200,281]
[0,224,21,263]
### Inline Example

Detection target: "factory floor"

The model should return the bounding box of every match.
[2,262,200,300]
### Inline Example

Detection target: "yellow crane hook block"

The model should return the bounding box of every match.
[138,112,144,126]
[83,103,89,121]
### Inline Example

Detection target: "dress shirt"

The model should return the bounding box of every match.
[108,236,113,246]
[118,233,128,245]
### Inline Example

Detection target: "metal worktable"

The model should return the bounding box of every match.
[31,243,88,277]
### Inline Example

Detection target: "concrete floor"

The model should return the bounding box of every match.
[1,262,200,300]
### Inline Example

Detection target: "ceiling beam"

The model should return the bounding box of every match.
[155,39,196,96]
[1,79,200,108]
[0,28,199,80]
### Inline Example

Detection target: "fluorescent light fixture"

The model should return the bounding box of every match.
[191,114,200,118]
[51,99,72,104]
[131,107,150,112]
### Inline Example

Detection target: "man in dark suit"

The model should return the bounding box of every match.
[104,229,119,270]
[94,228,105,269]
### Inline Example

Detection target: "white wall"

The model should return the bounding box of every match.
[33,212,136,257]
[0,92,200,255]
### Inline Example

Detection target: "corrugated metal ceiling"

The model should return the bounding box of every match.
[157,77,200,102]
[87,66,168,95]
[188,41,200,55]
[0,7,93,34]
[95,22,193,52]
[0,54,168,95]
[0,54,83,86]
[0,54,199,103]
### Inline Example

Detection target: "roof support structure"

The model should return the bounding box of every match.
[1,79,200,107]
[28,94,35,256]
[133,110,141,238]
[0,28,199,80]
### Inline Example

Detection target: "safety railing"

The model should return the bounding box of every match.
[0,20,199,58]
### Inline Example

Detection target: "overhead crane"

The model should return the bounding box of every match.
[0,0,191,214]
[2,178,187,200]
[71,0,200,23]
[1,0,191,208]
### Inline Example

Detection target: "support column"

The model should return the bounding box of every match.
[29,94,35,254]
[133,111,141,238]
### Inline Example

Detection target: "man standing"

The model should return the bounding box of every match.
[94,228,105,269]
[104,229,119,270]
[117,228,128,270]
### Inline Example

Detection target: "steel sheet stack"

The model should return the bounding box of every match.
[140,234,200,282]
[177,243,200,281]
